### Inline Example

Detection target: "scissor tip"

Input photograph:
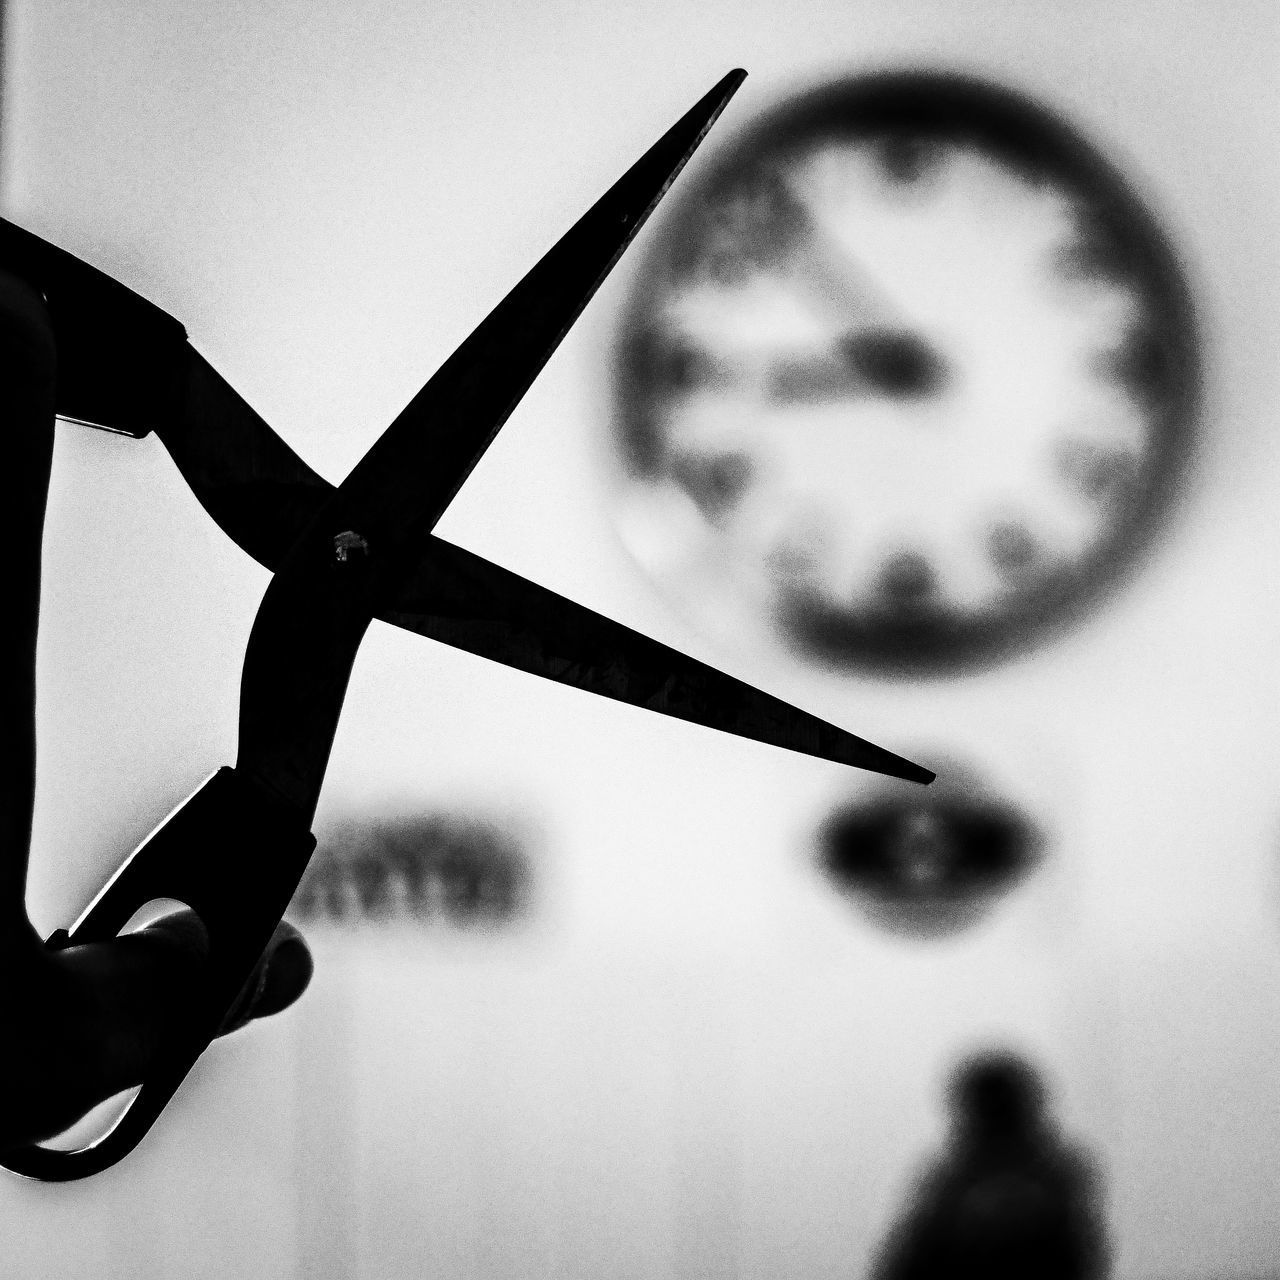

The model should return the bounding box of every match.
[875,751,935,786]
[710,68,748,95]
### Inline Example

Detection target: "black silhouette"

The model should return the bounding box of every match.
[871,1051,1108,1280]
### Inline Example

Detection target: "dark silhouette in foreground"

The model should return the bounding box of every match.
[871,1050,1108,1280]
[0,269,312,1153]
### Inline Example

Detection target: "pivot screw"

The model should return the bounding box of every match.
[333,530,369,563]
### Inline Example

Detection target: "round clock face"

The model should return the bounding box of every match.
[611,71,1199,672]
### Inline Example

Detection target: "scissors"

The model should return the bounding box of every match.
[0,69,932,1181]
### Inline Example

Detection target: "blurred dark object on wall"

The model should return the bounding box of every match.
[817,765,1040,936]
[611,69,1199,676]
[290,813,532,928]
[871,1050,1109,1280]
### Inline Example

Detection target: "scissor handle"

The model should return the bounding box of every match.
[0,216,188,438]
[0,767,315,1182]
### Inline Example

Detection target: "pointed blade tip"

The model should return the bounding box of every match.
[719,68,748,98]
[852,746,935,786]
[900,761,936,786]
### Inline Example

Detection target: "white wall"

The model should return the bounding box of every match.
[3,1,1279,1277]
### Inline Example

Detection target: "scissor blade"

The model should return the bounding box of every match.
[151,379,927,782]
[388,537,934,783]
[235,72,746,820]
[324,69,747,567]
[144,346,927,782]
[157,346,333,566]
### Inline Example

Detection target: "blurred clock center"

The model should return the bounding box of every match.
[841,328,947,398]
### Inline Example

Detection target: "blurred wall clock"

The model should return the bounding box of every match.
[612,69,1199,672]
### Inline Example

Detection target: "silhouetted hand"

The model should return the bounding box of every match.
[0,913,312,1151]
[0,267,313,1154]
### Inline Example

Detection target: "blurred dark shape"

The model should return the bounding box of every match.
[291,813,532,929]
[872,133,944,186]
[1053,440,1140,511]
[818,769,1039,936]
[694,165,810,280]
[877,551,940,611]
[767,351,858,403]
[986,520,1043,579]
[615,70,1201,677]
[871,1050,1109,1280]
[671,448,755,518]
[437,820,527,922]
[625,328,719,400]
[348,853,396,917]
[1092,325,1173,409]
[1053,209,1129,283]
[840,329,947,398]
[294,856,354,923]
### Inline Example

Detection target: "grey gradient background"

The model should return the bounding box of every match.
[2,1,1279,1277]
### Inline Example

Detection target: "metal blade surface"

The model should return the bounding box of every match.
[156,346,332,566]
[235,72,747,819]
[158,371,928,784]
[386,537,933,783]
[314,70,746,579]
[148,345,930,783]
[5,78,928,790]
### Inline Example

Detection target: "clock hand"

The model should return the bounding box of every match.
[764,331,948,405]
[769,171,903,331]
[839,330,948,398]
[764,174,950,403]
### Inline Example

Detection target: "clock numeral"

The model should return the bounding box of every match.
[875,550,939,611]
[689,167,813,284]
[1055,438,1141,509]
[1092,327,1172,406]
[625,329,715,396]
[1055,210,1130,283]
[870,133,945,189]
[670,449,755,518]
[986,520,1044,579]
